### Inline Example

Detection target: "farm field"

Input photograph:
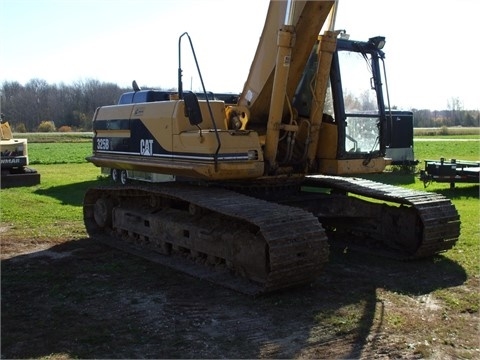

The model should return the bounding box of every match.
[413,138,479,162]
[1,134,479,359]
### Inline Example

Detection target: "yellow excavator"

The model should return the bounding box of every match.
[84,0,460,295]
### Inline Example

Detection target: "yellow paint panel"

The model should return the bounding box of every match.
[318,158,388,175]
[95,130,130,138]
[316,122,338,159]
[95,104,134,120]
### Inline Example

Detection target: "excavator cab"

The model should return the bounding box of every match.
[293,35,390,175]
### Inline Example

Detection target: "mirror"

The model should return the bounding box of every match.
[183,91,203,126]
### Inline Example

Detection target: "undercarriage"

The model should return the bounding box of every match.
[83,175,459,295]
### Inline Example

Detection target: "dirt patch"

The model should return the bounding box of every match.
[1,235,479,359]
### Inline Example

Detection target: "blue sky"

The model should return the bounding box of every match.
[1,0,479,110]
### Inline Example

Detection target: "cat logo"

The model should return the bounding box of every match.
[140,139,154,156]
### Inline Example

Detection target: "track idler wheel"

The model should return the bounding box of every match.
[93,197,114,228]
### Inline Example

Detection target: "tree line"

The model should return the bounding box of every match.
[412,107,479,128]
[1,79,478,132]
[1,79,128,132]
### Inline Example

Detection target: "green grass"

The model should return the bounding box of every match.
[414,139,480,162]
[29,143,91,164]
[1,138,98,239]
[0,164,106,240]
[1,137,104,239]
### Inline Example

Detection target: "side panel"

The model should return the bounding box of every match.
[129,102,176,156]
[89,100,264,180]
[93,102,176,158]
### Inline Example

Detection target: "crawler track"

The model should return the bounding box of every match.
[301,175,460,259]
[84,183,329,295]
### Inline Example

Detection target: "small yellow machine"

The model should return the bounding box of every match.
[1,116,40,188]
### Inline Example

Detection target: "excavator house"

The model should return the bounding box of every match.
[84,0,460,295]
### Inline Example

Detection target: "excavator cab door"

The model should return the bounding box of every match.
[329,37,387,160]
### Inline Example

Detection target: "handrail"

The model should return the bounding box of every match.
[178,32,221,170]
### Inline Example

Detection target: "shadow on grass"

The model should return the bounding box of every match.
[426,184,479,200]
[1,237,467,359]
[34,178,110,206]
[358,173,479,199]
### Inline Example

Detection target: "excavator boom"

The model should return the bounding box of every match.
[239,1,334,121]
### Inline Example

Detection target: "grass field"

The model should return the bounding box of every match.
[0,163,104,240]
[1,133,479,359]
[414,138,479,161]
[28,143,92,164]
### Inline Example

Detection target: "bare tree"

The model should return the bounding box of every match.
[1,79,126,131]
[447,97,463,126]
